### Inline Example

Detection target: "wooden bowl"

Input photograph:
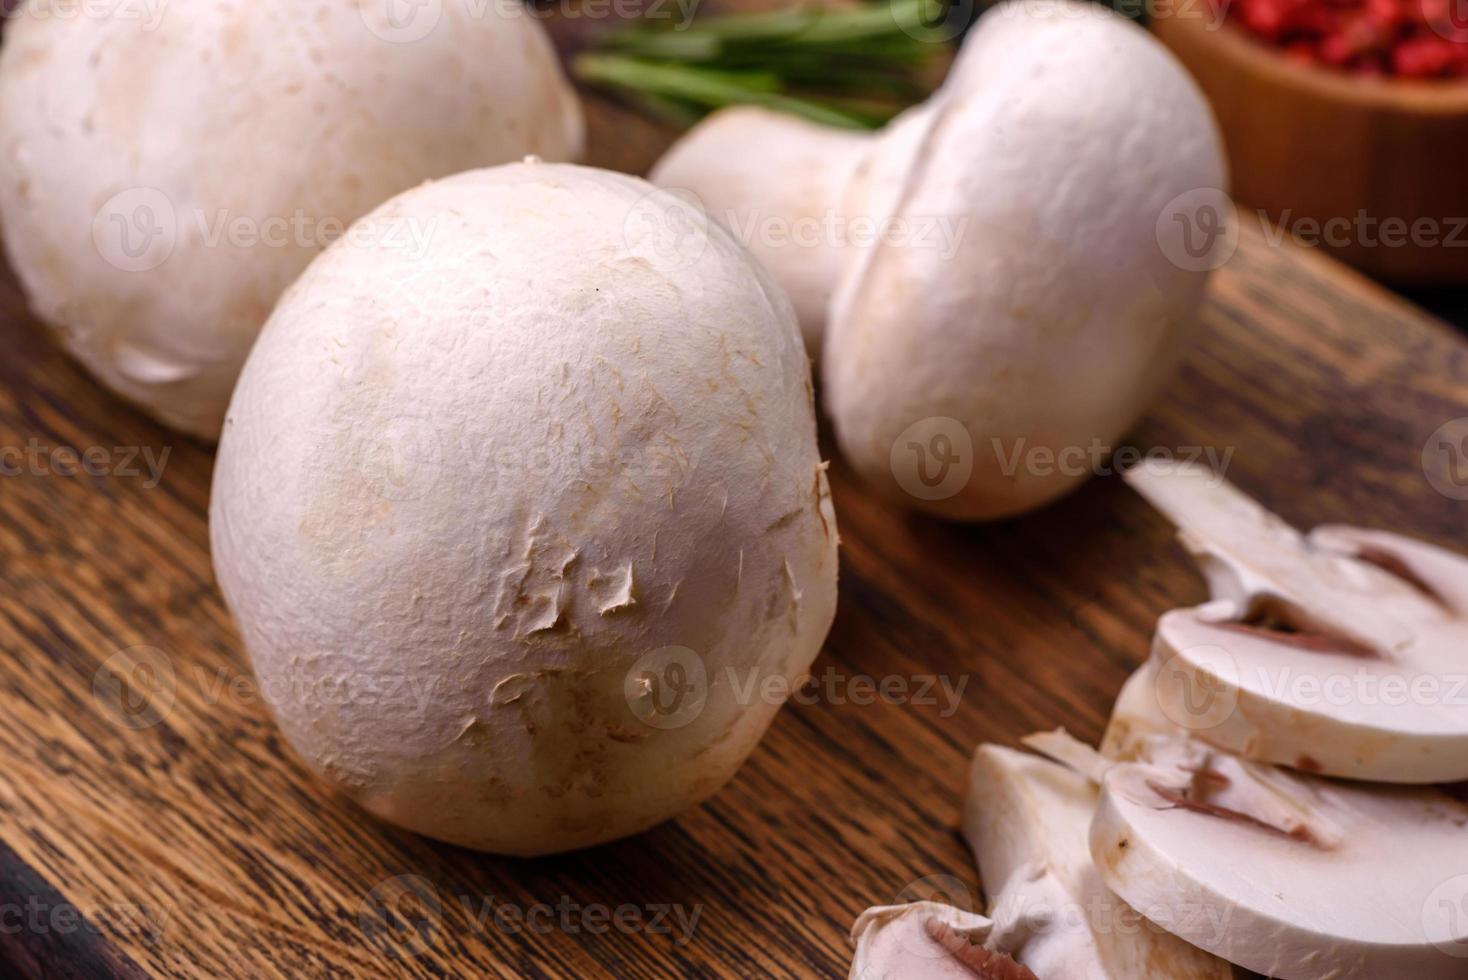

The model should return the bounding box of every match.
[1151,8,1468,283]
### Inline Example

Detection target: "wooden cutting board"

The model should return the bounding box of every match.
[1,83,1466,979]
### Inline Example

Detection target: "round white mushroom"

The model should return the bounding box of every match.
[209,162,839,855]
[0,0,583,438]
[653,0,1227,519]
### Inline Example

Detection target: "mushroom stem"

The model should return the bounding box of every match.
[651,106,872,355]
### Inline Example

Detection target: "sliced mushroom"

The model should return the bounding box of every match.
[1100,663,1180,762]
[1126,459,1468,782]
[964,742,1234,979]
[848,901,1031,979]
[1091,732,1468,979]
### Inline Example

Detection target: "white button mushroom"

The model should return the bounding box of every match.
[1127,459,1468,783]
[209,162,839,855]
[0,0,583,438]
[652,0,1227,519]
[963,741,1233,978]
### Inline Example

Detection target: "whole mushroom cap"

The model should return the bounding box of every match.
[824,0,1226,520]
[0,0,583,438]
[210,162,839,855]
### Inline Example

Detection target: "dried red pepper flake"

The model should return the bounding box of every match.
[1217,0,1468,77]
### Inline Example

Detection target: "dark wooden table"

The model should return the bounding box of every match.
[0,82,1465,978]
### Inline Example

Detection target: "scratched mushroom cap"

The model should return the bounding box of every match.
[209,161,838,855]
[1127,459,1468,783]
[1090,733,1468,980]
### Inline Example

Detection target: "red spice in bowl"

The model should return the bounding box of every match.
[1216,0,1468,77]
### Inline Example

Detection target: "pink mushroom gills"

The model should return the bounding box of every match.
[846,737,1232,978]
[1126,458,1468,783]
[1089,688,1468,980]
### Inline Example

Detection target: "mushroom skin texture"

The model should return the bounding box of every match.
[650,109,869,355]
[1090,732,1468,980]
[963,742,1233,979]
[652,0,1226,519]
[1127,459,1468,782]
[0,0,583,438]
[209,162,838,855]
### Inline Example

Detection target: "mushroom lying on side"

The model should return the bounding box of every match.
[1127,459,1468,782]
[0,0,583,437]
[210,162,838,855]
[652,0,1226,519]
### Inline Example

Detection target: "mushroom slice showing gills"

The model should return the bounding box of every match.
[1127,459,1468,782]
[848,902,1035,979]
[1091,733,1468,980]
[964,742,1234,979]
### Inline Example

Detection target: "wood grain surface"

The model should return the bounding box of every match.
[1,82,1467,980]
